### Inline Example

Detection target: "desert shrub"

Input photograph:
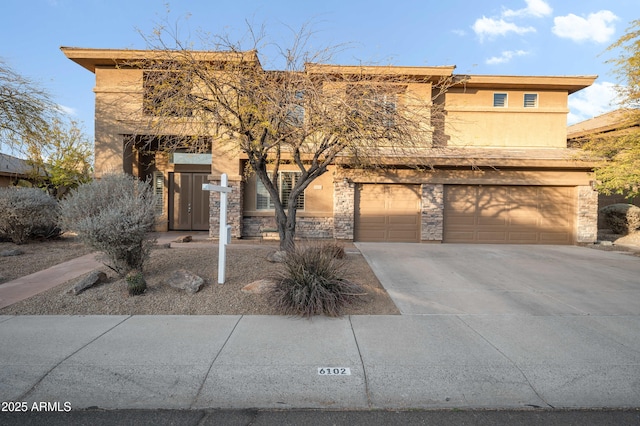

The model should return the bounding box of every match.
[125,270,147,296]
[303,241,346,259]
[60,173,158,276]
[268,243,364,317]
[0,187,61,244]
[599,203,640,235]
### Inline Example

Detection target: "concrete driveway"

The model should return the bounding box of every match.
[353,243,640,408]
[356,243,640,316]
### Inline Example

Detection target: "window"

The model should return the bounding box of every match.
[256,172,304,210]
[153,171,164,215]
[285,90,305,127]
[349,85,402,128]
[524,93,538,108]
[493,93,508,108]
[143,71,193,117]
[372,93,397,127]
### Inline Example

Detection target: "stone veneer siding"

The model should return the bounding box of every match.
[333,178,355,240]
[242,216,334,239]
[421,183,444,241]
[576,185,598,243]
[208,176,243,238]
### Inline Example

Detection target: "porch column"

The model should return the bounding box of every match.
[208,174,243,238]
[577,185,598,243]
[421,183,444,242]
[333,177,355,240]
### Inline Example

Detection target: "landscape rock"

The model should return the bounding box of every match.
[1,249,24,257]
[174,235,192,243]
[167,269,204,294]
[69,270,107,295]
[266,250,288,263]
[241,279,276,294]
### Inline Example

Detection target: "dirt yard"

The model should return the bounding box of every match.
[0,235,400,316]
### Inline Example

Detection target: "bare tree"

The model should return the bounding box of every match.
[132,24,456,250]
[0,59,59,152]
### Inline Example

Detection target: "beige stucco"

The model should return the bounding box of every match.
[61,46,599,243]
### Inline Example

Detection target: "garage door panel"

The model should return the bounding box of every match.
[444,185,575,244]
[359,215,387,225]
[478,215,508,226]
[508,232,538,242]
[355,184,420,242]
[388,215,420,225]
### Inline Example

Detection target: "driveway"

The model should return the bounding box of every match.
[356,243,640,315]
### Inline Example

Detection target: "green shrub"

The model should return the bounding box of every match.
[600,203,640,234]
[60,173,159,276]
[268,243,364,317]
[0,187,61,244]
[126,270,147,296]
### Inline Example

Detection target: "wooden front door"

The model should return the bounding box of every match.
[169,172,210,231]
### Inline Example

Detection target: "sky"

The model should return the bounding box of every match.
[2,0,639,146]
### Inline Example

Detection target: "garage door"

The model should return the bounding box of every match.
[355,184,421,242]
[444,185,575,244]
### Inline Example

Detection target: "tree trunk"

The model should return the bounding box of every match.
[278,206,297,252]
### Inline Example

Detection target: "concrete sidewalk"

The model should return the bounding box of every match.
[1,313,639,410]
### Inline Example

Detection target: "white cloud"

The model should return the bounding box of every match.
[452,29,466,37]
[503,0,552,18]
[59,105,77,116]
[553,10,618,43]
[568,81,621,124]
[472,16,536,41]
[486,50,529,65]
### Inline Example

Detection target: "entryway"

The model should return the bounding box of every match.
[168,172,210,231]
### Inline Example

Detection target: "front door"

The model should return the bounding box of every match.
[169,172,210,231]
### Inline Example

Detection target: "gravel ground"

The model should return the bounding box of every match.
[0,238,400,316]
[0,234,90,283]
[2,230,638,316]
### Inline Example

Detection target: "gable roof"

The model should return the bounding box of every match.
[567,109,637,139]
[0,153,33,177]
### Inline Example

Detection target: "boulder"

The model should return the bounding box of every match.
[242,279,276,294]
[266,250,288,263]
[1,249,24,257]
[167,269,205,294]
[69,270,107,295]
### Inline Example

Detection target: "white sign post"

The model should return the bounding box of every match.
[202,173,232,284]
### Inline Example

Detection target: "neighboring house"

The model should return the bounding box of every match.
[567,109,640,227]
[0,152,35,187]
[61,47,599,245]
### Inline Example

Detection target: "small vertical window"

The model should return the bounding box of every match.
[524,93,538,108]
[153,171,164,215]
[493,93,507,107]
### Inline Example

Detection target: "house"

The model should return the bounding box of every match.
[61,47,599,245]
[568,109,640,227]
[0,152,35,187]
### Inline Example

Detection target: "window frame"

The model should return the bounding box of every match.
[256,171,305,211]
[493,92,508,108]
[524,93,538,108]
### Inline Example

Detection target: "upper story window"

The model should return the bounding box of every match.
[143,70,193,117]
[524,93,538,108]
[493,93,508,108]
[349,85,403,128]
[284,90,305,127]
[256,171,304,210]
